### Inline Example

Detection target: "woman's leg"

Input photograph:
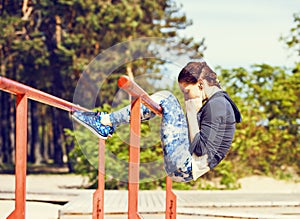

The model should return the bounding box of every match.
[72,92,169,138]
[109,94,161,127]
[159,91,193,182]
[73,91,194,182]
[110,91,193,182]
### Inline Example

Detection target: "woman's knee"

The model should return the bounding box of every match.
[150,90,173,103]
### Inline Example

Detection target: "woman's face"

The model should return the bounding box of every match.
[179,82,203,100]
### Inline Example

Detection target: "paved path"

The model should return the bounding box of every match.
[59,190,300,219]
[1,174,300,219]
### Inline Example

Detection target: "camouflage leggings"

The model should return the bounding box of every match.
[110,91,193,182]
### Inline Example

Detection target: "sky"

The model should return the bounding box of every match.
[176,0,300,68]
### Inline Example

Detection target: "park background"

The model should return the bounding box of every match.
[0,0,299,190]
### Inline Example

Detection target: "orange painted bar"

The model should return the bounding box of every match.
[0,76,91,219]
[118,76,163,116]
[7,94,28,219]
[165,176,177,219]
[118,75,177,219]
[128,97,143,219]
[0,75,177,219]
[0,76,87,112]
[93,139,106,219]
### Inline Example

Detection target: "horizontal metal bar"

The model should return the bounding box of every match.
[0,76,88,112]
[118,76,163,116]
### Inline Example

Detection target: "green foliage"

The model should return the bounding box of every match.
[215,160,240,189]
[1,0,299,190]
[65,6,300,189]
[0,0,204,166]
[66,60,300,190]
[281,12,300,56]
[217,62,300,178]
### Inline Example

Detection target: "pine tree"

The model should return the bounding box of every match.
[0,0,205,167]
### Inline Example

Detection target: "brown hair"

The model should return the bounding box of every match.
[178,62,221,88]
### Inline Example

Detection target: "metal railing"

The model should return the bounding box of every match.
[0,75,176,219]
[117,76,176,219]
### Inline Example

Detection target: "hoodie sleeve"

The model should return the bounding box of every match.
[189,95,237,169]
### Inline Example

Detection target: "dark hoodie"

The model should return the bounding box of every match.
[189,91,242,169]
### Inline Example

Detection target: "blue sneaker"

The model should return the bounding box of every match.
[72,111,114,139]
[108,125,115,138]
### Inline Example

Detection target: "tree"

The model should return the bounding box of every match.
[67,8,300,188]
[282,12,300,57]
[1,0,50,165]
[218,63,299,175]
[0,0,205,168]
[210,12,300,181]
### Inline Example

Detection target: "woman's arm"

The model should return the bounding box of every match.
[190,98,236,168]
[185,98,202,141]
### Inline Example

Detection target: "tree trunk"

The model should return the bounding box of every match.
[21,0,33,21]
[1,93,12,163]
[47,13,64,166]
[55,15,62,45]
[47,121,53,161]
[9,94,16,164]
[51,108,63,165]
[63,113,74,172]
[30,101,43,164]
[0,92,3,165]
[40,105,48,162]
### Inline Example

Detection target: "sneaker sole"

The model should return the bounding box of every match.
[72,115,108,140]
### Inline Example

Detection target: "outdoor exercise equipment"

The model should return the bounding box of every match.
[0,75,177,219]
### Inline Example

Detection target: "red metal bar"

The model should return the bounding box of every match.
[165,176,177,219]
[0,75,177,219]
[7,94,28,219]
[0,76,87,112]
[128,97,143,219]
[93,139,105,219]
[0,76,91,219]
[118,75,177,219]
[118,76,163,116]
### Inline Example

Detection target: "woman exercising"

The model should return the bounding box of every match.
[72,61,242,182]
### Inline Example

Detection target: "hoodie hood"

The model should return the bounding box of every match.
[222,92,242,123]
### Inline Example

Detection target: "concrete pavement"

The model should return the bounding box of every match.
[58,190,300,219]
[1,174,300,219]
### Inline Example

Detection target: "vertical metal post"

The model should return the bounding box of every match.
[93,139,105,219]
[118,75,177,218]
[128,97,143,219]
[165,176,176,219]
[7,94,28,219]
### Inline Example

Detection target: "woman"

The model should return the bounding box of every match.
[72,62,242,182]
